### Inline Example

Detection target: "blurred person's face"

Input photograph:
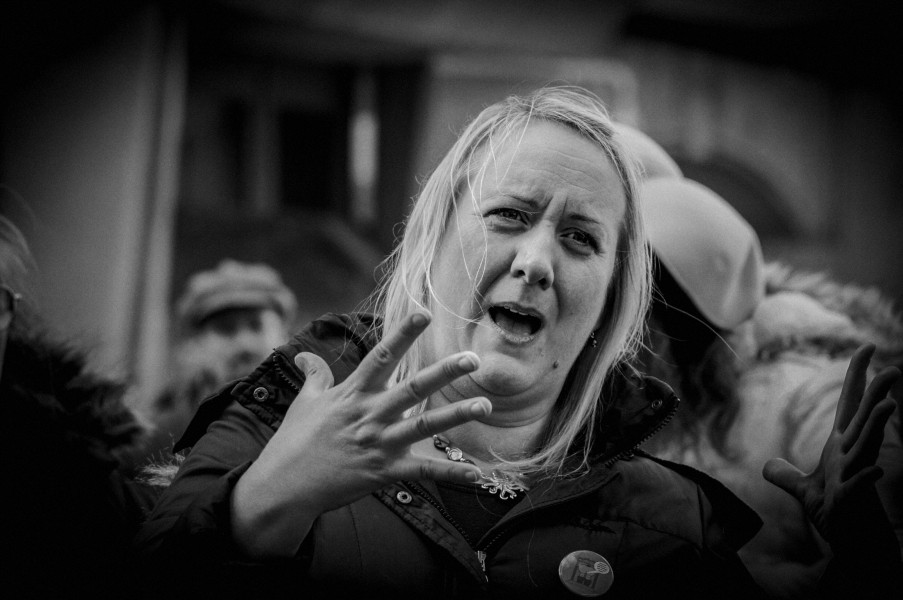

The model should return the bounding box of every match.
[191,306,287,381]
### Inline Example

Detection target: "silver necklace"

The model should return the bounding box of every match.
[432,434,527,500]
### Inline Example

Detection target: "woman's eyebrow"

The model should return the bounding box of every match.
[567,212,601,226]
[503,194,542,212]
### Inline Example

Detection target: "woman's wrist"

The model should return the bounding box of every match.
[230,463,320,559]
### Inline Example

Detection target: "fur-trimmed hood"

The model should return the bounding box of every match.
[1,329,160,600]
[730,262,903,370]
[1,330,147,469]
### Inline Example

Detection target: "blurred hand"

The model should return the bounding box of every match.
[763,344,900,543]
[231,311,489,557]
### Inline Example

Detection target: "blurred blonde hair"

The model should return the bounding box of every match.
[369,86,650,477]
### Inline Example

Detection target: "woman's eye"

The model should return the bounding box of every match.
[486,207,526,223]
[563,229,598,251]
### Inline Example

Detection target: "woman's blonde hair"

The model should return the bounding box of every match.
[368,86,650,478]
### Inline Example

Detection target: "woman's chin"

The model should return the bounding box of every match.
[470,356,553,398]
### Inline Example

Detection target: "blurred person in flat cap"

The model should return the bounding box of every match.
[142,259,298,462]
[614,124,903,598]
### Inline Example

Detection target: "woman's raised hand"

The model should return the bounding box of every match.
[231,312,489,557]
[763,344,901,545]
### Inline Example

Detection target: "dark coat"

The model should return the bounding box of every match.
[0,331,160,599]
[135,313,766,599]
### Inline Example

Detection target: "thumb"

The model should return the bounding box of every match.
[763,458,806,500]
[294,351,335,394]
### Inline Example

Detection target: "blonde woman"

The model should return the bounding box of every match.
[136,87,899,599]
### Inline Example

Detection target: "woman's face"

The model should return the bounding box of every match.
[426,119,626,415]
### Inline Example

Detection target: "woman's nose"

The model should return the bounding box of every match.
[510,227,554,289]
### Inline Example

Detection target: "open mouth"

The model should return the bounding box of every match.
[488,304,543,338]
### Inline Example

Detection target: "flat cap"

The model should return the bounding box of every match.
[175,259,297,331]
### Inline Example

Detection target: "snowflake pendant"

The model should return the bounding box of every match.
[480,472,526,500]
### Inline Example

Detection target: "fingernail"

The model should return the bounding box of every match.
[468,470,482,483]
[471,400,489,417]
[411,313,428,328]
[458,354,477,370]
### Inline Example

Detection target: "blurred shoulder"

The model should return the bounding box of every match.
[600,452,762,551]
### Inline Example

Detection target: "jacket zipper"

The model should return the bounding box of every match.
[273,353,303,392]
[476,550,487,573]
[601,398,679,468]
[405,481,473,546]
[405,481,488,582]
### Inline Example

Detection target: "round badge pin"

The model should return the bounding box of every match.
[558,550,614,596]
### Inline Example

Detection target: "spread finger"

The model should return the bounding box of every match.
[834,344,874,432]
[354,311,431,390]
[381,398,492,447]
[376,352,480,417]
[393,456,482,485]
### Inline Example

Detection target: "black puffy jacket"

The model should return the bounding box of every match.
[135,313,766,599]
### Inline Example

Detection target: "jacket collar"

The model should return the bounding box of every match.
[591,370,680,465]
